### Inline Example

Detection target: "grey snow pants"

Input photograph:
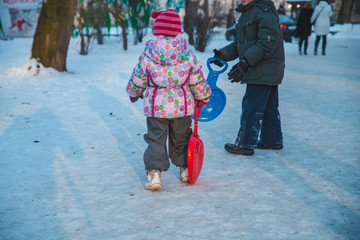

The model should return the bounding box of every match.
[143,116,192,172]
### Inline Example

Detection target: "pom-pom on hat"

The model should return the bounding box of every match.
[152,9,182,37]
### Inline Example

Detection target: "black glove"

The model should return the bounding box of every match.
[210,49,224,67]
[228,58,250,83]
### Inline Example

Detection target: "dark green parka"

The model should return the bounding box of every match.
[219,0,285,85]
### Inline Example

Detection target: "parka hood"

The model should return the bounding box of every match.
[144,37,191,66]
[236,0,271,12]
[236,0,262,12]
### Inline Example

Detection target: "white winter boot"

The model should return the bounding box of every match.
[145,171,161,191]
[180,167,189,183]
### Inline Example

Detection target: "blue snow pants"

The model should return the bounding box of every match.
[236,84,283,149]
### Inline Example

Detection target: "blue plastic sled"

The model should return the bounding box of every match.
[195,57,228,122]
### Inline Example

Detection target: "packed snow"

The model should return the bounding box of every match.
[0,24,359,240]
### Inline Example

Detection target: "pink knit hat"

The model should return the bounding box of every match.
[152,9,182,37]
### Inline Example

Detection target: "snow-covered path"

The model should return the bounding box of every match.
[0,29,359,239]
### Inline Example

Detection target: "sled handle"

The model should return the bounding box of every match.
[193,100,202,137]
[206,58,228,89]
[207,57,228,74]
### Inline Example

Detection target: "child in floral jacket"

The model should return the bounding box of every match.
[126,9,211,190]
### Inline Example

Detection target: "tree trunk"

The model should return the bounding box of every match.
[120,21,127,50]
[195,0,210,52]
[194,0,223,52]
[31,0,76,72]
[89,2,105,45]
[184,0,196,45]
[337,0,355,24]
[98,0,128,50]
[75,2,91,55]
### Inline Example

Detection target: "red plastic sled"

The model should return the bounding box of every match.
[187,101,204,184]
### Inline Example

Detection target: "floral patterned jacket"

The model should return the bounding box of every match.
[126,36,211,119]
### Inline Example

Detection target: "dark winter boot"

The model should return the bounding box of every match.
[322,36,327,56]
[224,143,254,156]
[257,142,283,150]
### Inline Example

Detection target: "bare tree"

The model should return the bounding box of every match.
[337,0,355,24]
[184,0,198,45]
[31,0,77,72]
[195,0,224,52]
[88,1,107,45]
[98,0,128,50]
[129,0,149,45]
[74,1,94,55]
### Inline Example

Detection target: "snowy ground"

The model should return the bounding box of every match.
[0,24,359,240]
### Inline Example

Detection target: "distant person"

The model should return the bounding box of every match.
[311,0,333,55]
[296,1,314,55]
[126,9,211,191]
[278,4,286,15]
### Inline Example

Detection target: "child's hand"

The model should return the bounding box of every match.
[197,99,209,108]
[130,94,143,103]
[130,96,140,103]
